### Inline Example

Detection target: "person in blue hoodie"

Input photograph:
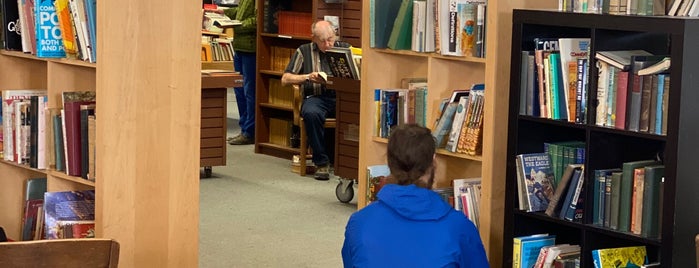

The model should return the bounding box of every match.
[341,124,489,268]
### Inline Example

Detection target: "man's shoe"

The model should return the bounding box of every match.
[228,134,254,145]
[227,134,243,142]
[314,165,330,181]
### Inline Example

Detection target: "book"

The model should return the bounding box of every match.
[557,38,590,122]
[21,177,46,240]
[366,164,390,204]
[618,160,659,232]
[2,90,48,163]
[325,47,360,80]
[516,153,555,212]
[591,246,647,268]
[370,0,402,48]
[595,50,652,71]
[558,167,581,220]
[43,190,95,239]
[56,220,95,238]
[35,0,67,58]
[80,104,95,180]
[533,38,560,118]
[62,91,96,177]
[386,0,413,50]
[513,234,556,268]
[637,57,670,76]
[1,0,22,50]
[54,0,77,58]
[545,164,582,217]
[641,165,664,238]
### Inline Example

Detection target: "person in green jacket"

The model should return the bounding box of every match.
[225,0,257,145]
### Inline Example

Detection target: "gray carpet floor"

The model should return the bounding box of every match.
[198,92,357,267]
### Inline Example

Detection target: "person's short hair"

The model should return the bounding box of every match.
[386,124,436,187]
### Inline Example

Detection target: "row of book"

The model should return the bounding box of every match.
[519,38,591,123]
[1,90,96,181]
[513,233,654,268]
[432,84,485,155]
[366,164,482,227]
[201,36,234,62]
[560,0,699,17]
[590,161,664,239]
[20,178,95,241]
[516,150,665,239]
[594,51,670,135]
[513,234,580,268]
[371,0,487,58]
[1,0,96,61]
[374,79,485,156]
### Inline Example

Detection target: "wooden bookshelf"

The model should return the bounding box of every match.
[505,10,699,267]
[254,0,362,161]
[354,0,534,265]
[0,2,201,267]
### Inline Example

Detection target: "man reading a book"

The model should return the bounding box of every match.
[341,124,489,268]
[281,20,350,180]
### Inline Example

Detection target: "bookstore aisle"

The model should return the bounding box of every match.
[198,92,357,267]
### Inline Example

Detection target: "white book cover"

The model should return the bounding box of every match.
[411,1,426,52]
[558,38,590,122]
[445,95,470,152]
[2,90,47,162]
[37,96,48,169]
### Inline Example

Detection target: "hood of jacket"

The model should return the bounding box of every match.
[376,184,452,221]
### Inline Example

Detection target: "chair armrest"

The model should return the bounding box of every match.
[293,85,301,126]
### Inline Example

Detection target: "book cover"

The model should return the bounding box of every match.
[593,168,620,226]
[52,112,65,171]
[83,0,96,61]
[534,38,559,118]
[517,153,555,212]
[21,199,44,240]
[57,220,95,238]
[54,0,77,58]
[43,190,95,239]
[596,61,610,126]
[558,38,590,122]
[1,0,23,50]
[614,70,629,130]
[515,234,556,268]
[558,168,581,220]
[445,95,470,152]
[325,47,360,80]
[609,171,622,229]
[641,165,664,238]
[370,0,402,48]
[591,246,647,268]
[387,0,413,50]
[35,0,66,58]
[366,164,390,204]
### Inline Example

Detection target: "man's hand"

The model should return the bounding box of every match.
[308,72,327,84]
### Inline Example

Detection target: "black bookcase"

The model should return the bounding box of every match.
[505,10,699,268]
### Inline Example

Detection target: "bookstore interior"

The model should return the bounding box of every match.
[1,0,699,266]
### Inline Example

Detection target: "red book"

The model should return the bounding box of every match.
[63,101,95,177]
[615,71,629,130]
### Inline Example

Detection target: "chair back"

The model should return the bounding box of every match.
[0,238,119,268]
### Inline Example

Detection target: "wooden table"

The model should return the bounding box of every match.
[200,72,242,177]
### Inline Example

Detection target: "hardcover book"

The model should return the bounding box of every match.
[62,91,95,177]
[513,234,556,268]
[325,47,360,80]
[366,164,390,204]
[516,153,556,212]
[43,190,95,239]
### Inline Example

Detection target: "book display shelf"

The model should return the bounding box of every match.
[0,2,201,267]
[355,0,531,265]
[505,9,699,267]
[254,0,361,159]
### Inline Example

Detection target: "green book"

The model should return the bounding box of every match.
[548,53,562,120]
[641,165,664,238]
[386,0,413,50]
[618,160,659,232]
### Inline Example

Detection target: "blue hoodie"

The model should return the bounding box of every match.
[342,184,489,268]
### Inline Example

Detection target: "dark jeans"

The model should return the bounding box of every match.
[233,51,256,138]
[301,91,336,166]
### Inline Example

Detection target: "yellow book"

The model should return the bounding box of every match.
[54,0,77,58]
[591,246,647,268]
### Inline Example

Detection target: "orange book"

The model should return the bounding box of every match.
[54,0,77,57]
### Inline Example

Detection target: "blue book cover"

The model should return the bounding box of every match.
[518,235,556,268]
[43,190,95,239]
[83,0,96,62]
[559,168,581,220]
[517,153,556,212]
[655,74,665,135]
[35,0,66,58]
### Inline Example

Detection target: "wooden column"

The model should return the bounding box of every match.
[96,1,201,267]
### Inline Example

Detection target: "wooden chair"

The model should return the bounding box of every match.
[0,238,120,267]
[293,85,336,176]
